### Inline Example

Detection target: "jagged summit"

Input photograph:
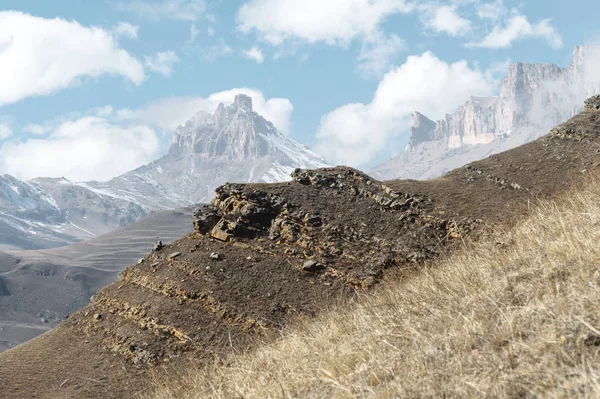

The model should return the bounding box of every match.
[113,93,329,203]
[233,93,253,110]
[169,93,283,160]
[406,112,439,151]
[371,45,600,181]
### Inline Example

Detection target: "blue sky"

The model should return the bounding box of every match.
[0,0,598,181]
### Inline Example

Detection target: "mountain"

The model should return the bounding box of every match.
[0,175,149,251]
[0,205,193,352]
[0,94,329,250]
[106,93,329,204]
[0,93,329,346]
[2,99,600,398]
[371,45,600,180]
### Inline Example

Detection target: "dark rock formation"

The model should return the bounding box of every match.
[584,95,600,111]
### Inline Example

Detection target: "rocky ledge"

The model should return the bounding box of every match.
[193,166,479,288]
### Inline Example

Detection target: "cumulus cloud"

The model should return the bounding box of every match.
[0,116,160,181]
[118,0,207,21]
[237,0,414,79]
[203,38,234,61]
[420,4,472,36]
[0,11,145,107]
[118,88,294,134]
[189,25,200,42]
[237,0,413,46]
[0,124,12,140]
[113,22,139,39]
[145,51,180,76]
[23,124,52,135]
[243,46,265,64]
[236,0,561,67]
[358,33,405,77]
[314,52,499,167]
[469,12,563,49]
[476,0,506,21]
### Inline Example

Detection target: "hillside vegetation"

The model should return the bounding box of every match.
[151,176,600,398]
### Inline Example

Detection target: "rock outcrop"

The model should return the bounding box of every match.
[192,167,473,287]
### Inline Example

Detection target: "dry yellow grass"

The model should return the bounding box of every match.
[150,178,600,398]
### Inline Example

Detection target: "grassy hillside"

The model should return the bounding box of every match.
[150,176,600,398]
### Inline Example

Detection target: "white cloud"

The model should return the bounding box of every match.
[113,22,139,39]
[118,88,294,134]
[469,12,563,49]
[0,124,12,140]
[207,27,215,36]
[313,52,498,167]
[237,0,415,79]
[243,46,265,64]
[237,0,413,46]
[420,4,472,36]
[203,39,233,61]
[0,116,160,181]
[94,105,115,117]
[23,124,52,135]
[189,24,199,42]
[358,33,405,77]
[118,0,206,21]
[476,0,506,21]
[145,51,180,76]
[0,11,145,107]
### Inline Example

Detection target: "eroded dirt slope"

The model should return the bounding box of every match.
[2,106,600,399]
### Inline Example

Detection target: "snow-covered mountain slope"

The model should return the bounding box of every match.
[371,45,600,180]
[107,93,329,204]
[0,94,329,250]
[0,175,72,250]
[0,175,151,250]
[32,177,149,237]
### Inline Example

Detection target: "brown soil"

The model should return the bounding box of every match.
[1,109,600,399]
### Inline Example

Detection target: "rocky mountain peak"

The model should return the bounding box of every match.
[570,45,600,98]
[406,112,438,151]
[371,45,600,181]
[0,174,65,225]
[169,93,280,159]
[121,93,329,204]
[402,46,600,152]
[233,93,253,111]
[499,62,566,101]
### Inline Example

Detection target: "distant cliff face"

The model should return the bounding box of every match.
[371,45,600,180]
[412,63,569,150]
